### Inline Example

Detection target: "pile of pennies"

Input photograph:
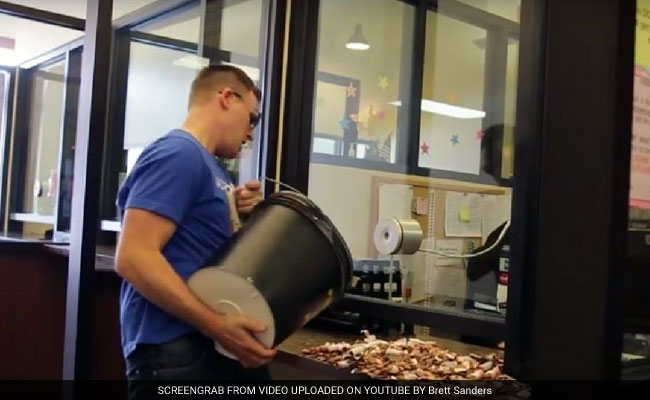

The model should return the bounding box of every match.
[302,331,514,381]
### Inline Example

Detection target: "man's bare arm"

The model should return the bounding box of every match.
[115,208,276,367]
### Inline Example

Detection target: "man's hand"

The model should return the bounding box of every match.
[235,179,263,215]
[204,313,277,368]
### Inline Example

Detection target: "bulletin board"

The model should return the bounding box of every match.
[367,174,507,257]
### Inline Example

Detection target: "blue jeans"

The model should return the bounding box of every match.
[125,332,272,399]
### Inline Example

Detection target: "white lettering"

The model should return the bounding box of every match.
[260,386,288,395]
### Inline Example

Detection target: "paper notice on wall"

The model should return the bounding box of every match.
[481,194,512,243]
[414,197,429,215]
[631,66,650,209]
[435,239,464,266]
[445,192,482,237]
[378,183,413,220]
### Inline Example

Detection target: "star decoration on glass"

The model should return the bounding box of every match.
[420,142,430,155]
[451,134,460,146]
[339,117,353,131]
[376,109,386,120]
[378,76,390,91]
[346,82,357,98]
[476,129,485,140]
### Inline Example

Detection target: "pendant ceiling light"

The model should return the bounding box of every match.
[346,24,370,51]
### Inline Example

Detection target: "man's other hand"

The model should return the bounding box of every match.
[234,179,263,215]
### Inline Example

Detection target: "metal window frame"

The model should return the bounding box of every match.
[0,1,85,31]
[99,0,282,236]
[260,0,287,194]
[5,42,84,238]
[0,66,15,234]
[62,0,114,381]
[54,46,84,241]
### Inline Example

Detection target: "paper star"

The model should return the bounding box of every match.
[376,109,386,120]
[476,130,485,140]
[378,76,390,91]
[451,134,460,146]
[346,82,357,98]
[420,142,430,155]
[339,117,353,131]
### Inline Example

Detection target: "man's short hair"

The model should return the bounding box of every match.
[188,64,261,107]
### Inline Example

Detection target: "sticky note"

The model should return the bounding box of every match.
[459,207,471,222]
[415,197,429,215]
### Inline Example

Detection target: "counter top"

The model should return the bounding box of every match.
[273,327,503,380]
[279,327,502,358]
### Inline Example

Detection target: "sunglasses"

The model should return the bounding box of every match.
[229,91,262,129]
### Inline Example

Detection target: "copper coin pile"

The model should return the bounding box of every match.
[302,331,514,381]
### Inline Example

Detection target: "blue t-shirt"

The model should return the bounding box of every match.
[117,129,234,358]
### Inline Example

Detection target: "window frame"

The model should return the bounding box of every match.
[99,0,284,238]
[5,38,84,241]
[303,0,519,188]
[0,65,15,234]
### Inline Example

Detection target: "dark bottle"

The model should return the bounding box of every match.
[372,264,383,298]
[350,263,362,295]
[360,264,372,296]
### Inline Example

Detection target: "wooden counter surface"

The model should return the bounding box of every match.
[271,327,503,380]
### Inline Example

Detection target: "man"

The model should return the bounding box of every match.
[115,65,276,390]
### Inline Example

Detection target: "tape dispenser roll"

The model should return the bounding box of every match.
[373,217,423,255]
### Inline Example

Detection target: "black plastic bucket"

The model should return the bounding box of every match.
[188,191,353,350]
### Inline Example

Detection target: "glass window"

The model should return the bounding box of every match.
[22,59,66,219]
[312,0,412,165]
[0,14,82,66]
[119,2,202,190]
[121,0,266,181]
[419,8,518,180]
[502,38,518,179]
[219,0,264,58]
[622,0,650,375]
[0,70,9,207]
[2,15,82,240]
[418,13,487,175]
[123,41,198,151]
[308,0,520,345]
[103,0,270,229]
